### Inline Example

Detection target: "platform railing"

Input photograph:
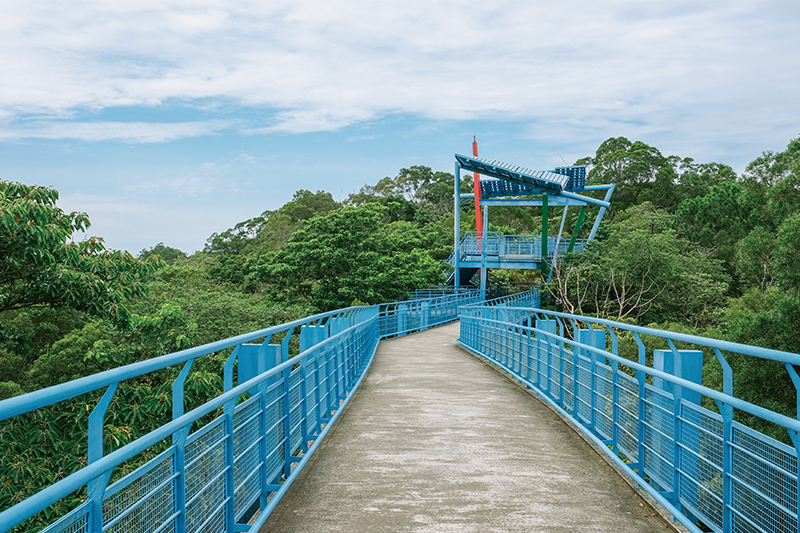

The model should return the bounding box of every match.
[461,288,540,309]
[380,290,484,338]
[0,290,484,533]
[459,306,800,533]
[459,232,588,260]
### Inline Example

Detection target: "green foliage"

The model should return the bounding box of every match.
[773,213,800,293]
[256,203,444,310]
[583,137,670,212]
[205,190,339,256]
[734,226,776,289]
[1,180,164,327]
[549,204,729,327]
[138,242,187,265]
[24,322,106,391]
[584,137,736,214]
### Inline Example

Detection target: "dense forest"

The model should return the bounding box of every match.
[1,134,799,526]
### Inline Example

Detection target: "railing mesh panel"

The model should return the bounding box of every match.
[616,372,639,463]
[575,356,592,424]
[103,451,175,533]
[594,363,614,440]
[547,345,561,402]
[731,422,797,533]
[678,401,723,531]
[288,369,304,453]
[185,418,226,533]
[304,360,320,436]
[263,383,286,483]
[643,385,675,491]
[562,349,575,412]
[233,396,261,518]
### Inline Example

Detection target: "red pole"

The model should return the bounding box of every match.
[473,136,482,251]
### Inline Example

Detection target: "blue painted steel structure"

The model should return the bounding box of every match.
[0,290,486,533]
[451,153,615,287]
[3,286,799,533]
[459,304,800,533]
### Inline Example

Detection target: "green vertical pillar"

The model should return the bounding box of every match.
[541,194,549,276]
[566,206,587,254]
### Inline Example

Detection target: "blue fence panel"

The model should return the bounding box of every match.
[458,305,800,533]
[1,288,497,533]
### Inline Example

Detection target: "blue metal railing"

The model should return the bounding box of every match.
[454,232,588,261]
[0,290,486,533]
[7,286,795,533]
[459,305,800,533]
[405,286,479,300]
[462,289,541,309]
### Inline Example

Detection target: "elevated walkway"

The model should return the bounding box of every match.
[261,323,670,532]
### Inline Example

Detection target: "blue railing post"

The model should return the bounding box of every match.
[654,347,703,514]
[173,426,191,533]
[223,397,236,532]
[172,361,194,533]
[716,399,734,532]
[632,331,647,475]
[787,429,800,533]
[87,384,118,533]
[281,330,294,479]
[398,304,408,336]
[606,326,621,454]
[576,329,606,433]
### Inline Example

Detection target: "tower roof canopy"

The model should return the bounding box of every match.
[455,153,571,194]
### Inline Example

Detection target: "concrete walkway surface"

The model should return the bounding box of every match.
[261,321,674,532]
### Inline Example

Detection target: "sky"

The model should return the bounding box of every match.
[1,0,798,254]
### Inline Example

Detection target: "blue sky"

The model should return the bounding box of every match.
[1,0,798,253]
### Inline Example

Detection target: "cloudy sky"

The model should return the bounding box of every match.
[1,0,798,253]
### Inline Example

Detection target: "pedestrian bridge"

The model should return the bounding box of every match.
[1,290,799,533]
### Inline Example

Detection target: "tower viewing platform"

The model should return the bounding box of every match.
[449,152,615,288]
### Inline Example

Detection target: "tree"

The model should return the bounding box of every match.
[204,212,270,255]
[0,180,163,327]
[582,137,670,212]
[254,204,444,310]
[548,204,729,327]
[138,242,187,265]
[207,190,340,256]
[348,166,455,223]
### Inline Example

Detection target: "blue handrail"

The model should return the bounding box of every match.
[4,288,796,533]
[459,306,800,533]
[0,290,485,533]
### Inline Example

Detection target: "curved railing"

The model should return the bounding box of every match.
[0,290,485,533]
[7,286,795,533]
[459,306,800,533]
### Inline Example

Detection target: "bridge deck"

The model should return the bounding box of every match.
[261,322,673,532]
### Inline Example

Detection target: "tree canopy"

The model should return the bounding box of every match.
[1,180,163,327]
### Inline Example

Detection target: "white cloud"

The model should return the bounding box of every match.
[0,120,230,142]
[0,0,797,140]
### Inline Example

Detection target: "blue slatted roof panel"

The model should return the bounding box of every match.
[553,166,586,192]
[480,179,541,199]
[455,154,569,193]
